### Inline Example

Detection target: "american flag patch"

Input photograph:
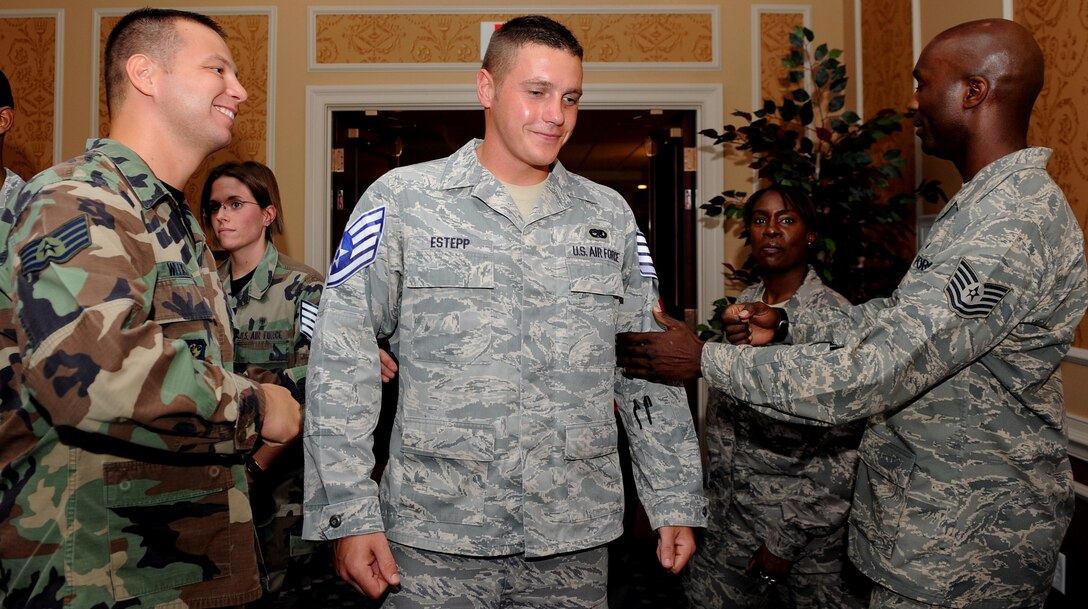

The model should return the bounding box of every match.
[636,231,657,279]
[327,206,385,288]
[944,258,1010,319]
[298,300,319,340]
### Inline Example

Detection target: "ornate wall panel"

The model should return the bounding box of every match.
[312,8,715,69]
[859,0,916,212]
[1018,1,1088,347]
[758,12,804,102]
[96,10,272,208]
[0,13,58,180]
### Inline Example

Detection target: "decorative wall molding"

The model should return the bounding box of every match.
[309,5,719,72]
[0,9,63,175]
[1069,414,1088,500]
[1065,347,1088,367]
[750,5,810,111]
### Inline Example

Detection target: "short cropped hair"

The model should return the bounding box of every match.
[105,8,225,116]
[482,15,583,82]
[201,160,284,240]
[741,185,818,233]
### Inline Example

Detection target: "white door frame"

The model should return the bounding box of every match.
[304,83,725,326]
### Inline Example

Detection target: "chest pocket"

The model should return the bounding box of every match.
[405,245,494,364]
[565,258,623,368]
[152,269,216,359]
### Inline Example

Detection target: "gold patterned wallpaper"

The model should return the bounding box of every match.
[0,15,57,180]
[759,12,803,102]
[859,0,916,215]
[97,13,270,206]
[314,12,714,66]
[1018,3,1088,347]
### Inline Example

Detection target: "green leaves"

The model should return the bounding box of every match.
[702,26,946,304]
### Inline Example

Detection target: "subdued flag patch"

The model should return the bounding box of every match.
[328,206,385,288]
[20,214,93,276]
[636,231,657,279]
[944,258,1010,319]
[299,300,319,340]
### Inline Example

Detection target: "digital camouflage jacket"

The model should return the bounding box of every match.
[303,139,707,558]
[703,148,1088,608]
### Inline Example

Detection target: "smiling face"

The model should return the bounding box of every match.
[209,175,273,255]
[906,39,967,161]
[158,19,248,157]
[748,190,815,275]
[476,43,582,184]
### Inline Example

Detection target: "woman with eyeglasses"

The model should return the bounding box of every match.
[199,160,325,607]
[202,161,396,607]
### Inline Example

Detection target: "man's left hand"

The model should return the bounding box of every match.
[617,309,704,382]
[656,526,697,574]
[746,543,792,584]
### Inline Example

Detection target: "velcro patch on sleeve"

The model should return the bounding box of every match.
[944,258,1010,319]
[636,231,657,279]
[20,214,92,276]
[327,206,386,288]
[299,299,319,340]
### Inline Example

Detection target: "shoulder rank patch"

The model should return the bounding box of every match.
[944,258,1010,319]
[20,214,92,276]
[636,231,657,279]
[327,206,385,288]
[299,300,319,340]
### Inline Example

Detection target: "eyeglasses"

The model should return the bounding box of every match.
[207,199,260,214]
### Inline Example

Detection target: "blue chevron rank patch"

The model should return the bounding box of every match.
[328,206,386,288]
[299,300,319,340]
[944,258,1010,319]
[636,231,657,279]
[20,214,92,276]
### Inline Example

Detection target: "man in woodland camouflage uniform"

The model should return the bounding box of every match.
[0,8,301,608]
[618,19,1086,609]
[303,15,706,608]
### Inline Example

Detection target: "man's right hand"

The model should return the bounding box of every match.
[335,532,401,599]
[258,383,302,447]
[723,302,782,346]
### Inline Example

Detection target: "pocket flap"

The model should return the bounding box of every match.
[564,420,618,460]
[858,429,915,489]
[405,245,494,289]
[401,416,496,461]
[567,259,623,297]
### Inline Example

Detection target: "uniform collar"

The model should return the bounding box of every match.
[85,138,174,211]
[221,241,278,302]
[935,147,1053,222]
[439,139,605,226]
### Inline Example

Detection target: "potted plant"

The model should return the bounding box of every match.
[698,26,944,339]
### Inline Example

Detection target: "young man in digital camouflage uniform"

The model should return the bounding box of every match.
[0,8,302,608]
[303,15,706,608]
[618,18,1087,609]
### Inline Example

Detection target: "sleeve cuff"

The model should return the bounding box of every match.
[303,495,385,541]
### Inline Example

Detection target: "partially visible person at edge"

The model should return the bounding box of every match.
[0,8,302,608]
[0,69,24,207]
[617,18,1087,609]
[303,15,707,608]
[201,161,397,608]
[684,186,869,609]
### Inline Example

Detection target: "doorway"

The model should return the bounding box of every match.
[327,107,699,323]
